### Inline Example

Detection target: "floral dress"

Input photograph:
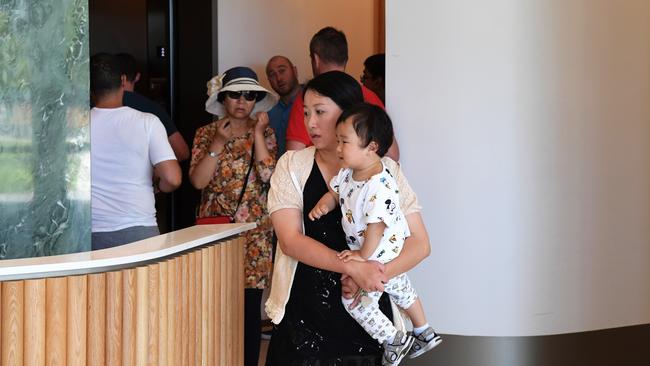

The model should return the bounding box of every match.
[191,121,277,289]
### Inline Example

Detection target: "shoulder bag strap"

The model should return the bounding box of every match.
[232,141,255,216]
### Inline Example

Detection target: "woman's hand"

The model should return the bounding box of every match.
[212,117,232,147]
[341,260,384,310]
[252,111,275,164]
[189,118,230,189]
[254,111,269,135]
[345,259,387,293]
[341,274,364,309]
[341,274,357,299]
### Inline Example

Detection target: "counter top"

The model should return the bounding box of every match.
[0,223,255,281]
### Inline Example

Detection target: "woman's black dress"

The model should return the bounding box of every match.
[265,162,392,366]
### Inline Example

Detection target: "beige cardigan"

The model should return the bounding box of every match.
[265,146,422,325]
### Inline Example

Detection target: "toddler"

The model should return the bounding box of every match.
[309,103,442,365]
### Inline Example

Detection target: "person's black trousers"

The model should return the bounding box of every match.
[245,288,263,366]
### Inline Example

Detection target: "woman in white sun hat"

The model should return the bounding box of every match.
[189,66,278,366]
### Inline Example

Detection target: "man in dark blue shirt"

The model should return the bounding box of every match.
[265,55,301,158]
[116,53,190,161]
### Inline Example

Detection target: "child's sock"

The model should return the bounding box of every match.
[413,323,432,339]
[385,329,399,344]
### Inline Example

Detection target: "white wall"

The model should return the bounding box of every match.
[217,0,377,90]
[388,0,650,336]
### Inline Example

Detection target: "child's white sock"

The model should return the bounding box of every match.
[386,329,400,344]
[413,323,431,338]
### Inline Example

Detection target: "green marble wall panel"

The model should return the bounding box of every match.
[0,0,90,259]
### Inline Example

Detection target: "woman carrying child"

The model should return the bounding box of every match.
[265,71,435,366]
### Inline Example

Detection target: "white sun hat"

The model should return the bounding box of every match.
[205,66,278,118]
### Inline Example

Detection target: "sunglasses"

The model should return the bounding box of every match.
[225,90,259,101]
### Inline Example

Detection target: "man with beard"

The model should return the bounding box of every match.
[265,55,301,158]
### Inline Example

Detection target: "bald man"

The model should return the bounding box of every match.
[265,55,301,157]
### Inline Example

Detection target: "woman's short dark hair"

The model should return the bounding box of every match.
[337,103,394,157]
[303,71,363,111]
[90,53,122,98]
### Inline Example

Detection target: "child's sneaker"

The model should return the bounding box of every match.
[382,330,415,365]
[407,327,442,359]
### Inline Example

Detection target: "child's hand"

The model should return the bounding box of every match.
[337,250,366,263]
[308,203,331,221]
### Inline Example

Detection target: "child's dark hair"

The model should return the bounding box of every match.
[337,103,394,157]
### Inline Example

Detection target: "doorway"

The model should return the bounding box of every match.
[88,0,215,232]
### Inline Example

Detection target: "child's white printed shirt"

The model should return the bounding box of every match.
[330,163,411,263]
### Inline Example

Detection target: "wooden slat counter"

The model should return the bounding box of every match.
[0,223,254,366]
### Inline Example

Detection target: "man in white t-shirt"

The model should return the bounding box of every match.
[90,53,181,250]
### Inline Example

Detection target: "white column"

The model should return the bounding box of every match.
[388,0,650,336]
